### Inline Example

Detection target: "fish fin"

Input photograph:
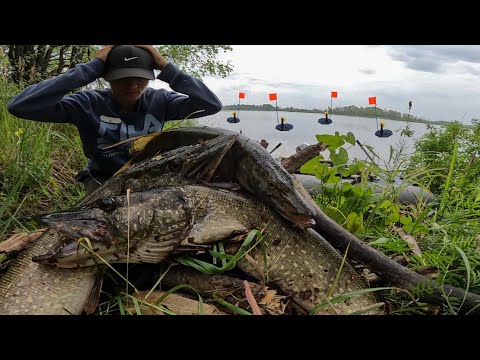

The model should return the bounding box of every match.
[100,134,151,150]
[113,159,134,177]
[131,132,163,153]
[83,272,104,315]
[198,135,237,182]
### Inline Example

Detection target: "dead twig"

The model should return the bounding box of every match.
[0,228,47,253]
[244,280,262,315]
[281,142,328,173]
[391,225,422,256]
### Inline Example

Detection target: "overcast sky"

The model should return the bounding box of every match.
[153,45,480,123]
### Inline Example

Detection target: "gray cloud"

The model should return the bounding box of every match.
[203,46,480,123]
[386,45,480,74]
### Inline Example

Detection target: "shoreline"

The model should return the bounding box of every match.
[221,108,448,126]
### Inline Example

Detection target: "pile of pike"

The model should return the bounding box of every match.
[1,126,480,315]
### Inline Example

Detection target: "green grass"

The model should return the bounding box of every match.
[303,123,480,314]
[0,79,85,240]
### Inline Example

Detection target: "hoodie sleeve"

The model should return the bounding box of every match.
[7,58,105,124]
[157,62,222,121]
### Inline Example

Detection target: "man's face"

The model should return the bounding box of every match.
[109,77,149,104]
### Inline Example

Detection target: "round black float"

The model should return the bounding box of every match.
[375,122,393,137]
[318,118,332,124]
[318,112,332,124]
[226,112,240,123]
[375,129,393,137]
[275,123,294,131]
[275,116,293,131]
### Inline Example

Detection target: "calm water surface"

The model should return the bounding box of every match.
[194,110,434,161]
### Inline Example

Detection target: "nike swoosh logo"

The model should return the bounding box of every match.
[124,56,138,62]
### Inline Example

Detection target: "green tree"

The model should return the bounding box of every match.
[0,45,233,87]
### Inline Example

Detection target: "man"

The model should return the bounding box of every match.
[7,45,222,194]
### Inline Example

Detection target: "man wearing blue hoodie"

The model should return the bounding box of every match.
[7,45,223,194]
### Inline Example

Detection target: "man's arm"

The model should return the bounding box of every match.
[136,45,222,120]
[7,48,111,123]
[158,62,223,120]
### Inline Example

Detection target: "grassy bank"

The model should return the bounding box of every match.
[0,79,85,239]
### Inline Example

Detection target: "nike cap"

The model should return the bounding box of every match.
[103,45,155,81]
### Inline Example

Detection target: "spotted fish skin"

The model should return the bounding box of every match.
[38,185,380,314]
[0,229,97,315]
[184,186,380,314]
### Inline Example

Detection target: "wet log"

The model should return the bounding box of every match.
[291,174,480,314]
[281,142,328,173]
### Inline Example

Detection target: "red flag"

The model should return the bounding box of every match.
[331,91,338,98]
[368,96,377,105]
[239,92,245,99]
[269,93,277,101]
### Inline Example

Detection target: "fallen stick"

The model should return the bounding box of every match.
[391,225,422,256]
[281,142,328,173]
[0,228,47,253]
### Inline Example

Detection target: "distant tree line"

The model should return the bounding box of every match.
[223,104,448,125]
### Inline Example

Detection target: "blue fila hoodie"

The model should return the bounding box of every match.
[7,57,222,179]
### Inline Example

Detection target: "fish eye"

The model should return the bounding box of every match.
[268,181,275,189]
[168,160,181,171]
[99,197,117,211]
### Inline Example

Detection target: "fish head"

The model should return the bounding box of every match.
[237,147,316,227]
[33,188,192,268]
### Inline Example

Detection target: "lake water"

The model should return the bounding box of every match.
[193,110,435,162]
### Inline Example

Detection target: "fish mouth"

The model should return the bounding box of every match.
[278,205,316,227]
[286,213,316,227]
[31,210,118,268]
[281,175,318,227]
[273,188,316,227]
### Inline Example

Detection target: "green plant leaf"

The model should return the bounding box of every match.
[345,132,356,145]
[330,147,349,167]
[316,134,345,151]
[400,215,412,225]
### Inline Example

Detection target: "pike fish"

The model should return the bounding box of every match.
[34,185,379,314]
[78,133,237,206]
[115,126,317,227]
[0,228,98,315]
[0,135,236,315]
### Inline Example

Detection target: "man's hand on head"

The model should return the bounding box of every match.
[134,45,169,70]
[94,45,115,62]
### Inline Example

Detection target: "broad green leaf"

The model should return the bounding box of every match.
[330,147,349,166]
[378,200,391,209]
[400,215,412,225]
[300,156,329,177]
[346,212,363,233]
[345,132,356,145]
[386,210,400,224]
[316,134,345,151]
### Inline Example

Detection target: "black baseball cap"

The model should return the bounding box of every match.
[103,45,155,81]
